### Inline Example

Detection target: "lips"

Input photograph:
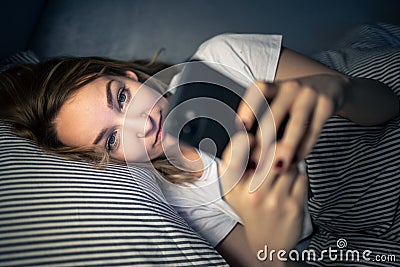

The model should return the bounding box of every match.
[153,111,163,147]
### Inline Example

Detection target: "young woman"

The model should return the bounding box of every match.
[1,24,399,266]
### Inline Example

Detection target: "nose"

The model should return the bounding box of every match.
[123,112,153,138]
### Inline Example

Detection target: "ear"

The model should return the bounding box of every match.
[125,70,139,81]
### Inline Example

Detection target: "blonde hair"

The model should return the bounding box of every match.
[0,56,196,184]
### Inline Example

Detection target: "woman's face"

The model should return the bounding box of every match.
[55,71,171,162]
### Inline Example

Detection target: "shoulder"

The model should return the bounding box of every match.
[194,33,283,60]
[197,33,283,49]
[191,33,283,83]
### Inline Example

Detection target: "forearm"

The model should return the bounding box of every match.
[338,77,399,125]
[275,47,399,125]
[216,224,264,267]
[216,224,310,267]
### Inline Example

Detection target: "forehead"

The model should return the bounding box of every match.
[78,76,108,94]
[54,77,109,147]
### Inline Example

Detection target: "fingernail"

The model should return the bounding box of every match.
[242,120,250,130]
[275,159,284,169]
[235,117,247,131]
[247,160,257,170]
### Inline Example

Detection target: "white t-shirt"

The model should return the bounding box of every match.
[158,150,241,247]
[170,33,282,90]
[160,33,313,247]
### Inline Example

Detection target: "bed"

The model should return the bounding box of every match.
[1,0,400,265]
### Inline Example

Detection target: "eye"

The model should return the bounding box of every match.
[106,130,119,151]
[117,86,129,109]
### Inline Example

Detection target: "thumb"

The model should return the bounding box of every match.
[219,132,253,197]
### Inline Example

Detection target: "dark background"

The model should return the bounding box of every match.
[2,0,400,63]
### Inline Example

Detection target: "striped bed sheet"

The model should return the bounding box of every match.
[306,23,400,266]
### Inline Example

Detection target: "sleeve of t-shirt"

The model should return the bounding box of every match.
[158,179,239,247]
[157,153,241,247]
[171,201,238,248]
[191,33,283,86]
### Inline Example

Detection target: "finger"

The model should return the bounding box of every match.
[291,172,308,205]
[271,167,299,196]
[274,87,317,171]
[248,140,276,193]
[295,95,334,160]
[219,132,253,196]
[253,81,299,170]
[236,81,277,130]
[252,109,276,170]
[267,81,299,130]
[249,109,276,195]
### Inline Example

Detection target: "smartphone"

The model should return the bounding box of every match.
[164,61,282,158]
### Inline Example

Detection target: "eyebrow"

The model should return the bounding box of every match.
[106,79,114,110]
[93,128,107,145]
[93,80,114,145]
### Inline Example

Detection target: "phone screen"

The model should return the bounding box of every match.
[164,61,253,158]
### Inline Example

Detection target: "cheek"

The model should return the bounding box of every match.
[122,131,149,162]
[132,87,162,111]
[129,79,169,109]
[121,130,163,163]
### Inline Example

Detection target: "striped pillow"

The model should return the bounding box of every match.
[0,123,227,266]
[0,50,40,72]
